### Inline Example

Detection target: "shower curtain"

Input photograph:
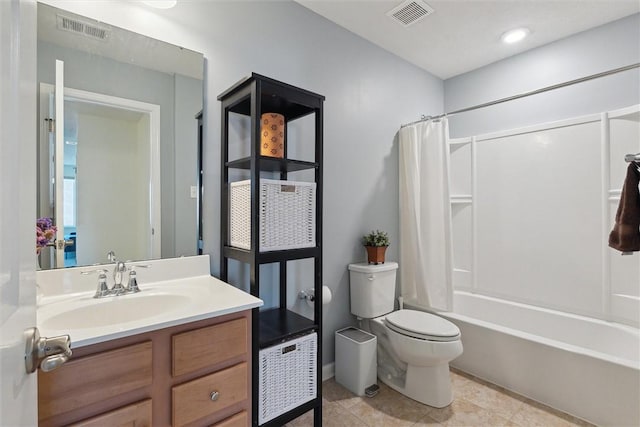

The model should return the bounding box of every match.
[398,119,453,311]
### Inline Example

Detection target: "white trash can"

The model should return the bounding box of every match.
[335,327,378,397]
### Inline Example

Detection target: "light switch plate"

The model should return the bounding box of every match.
[190,186,197,198]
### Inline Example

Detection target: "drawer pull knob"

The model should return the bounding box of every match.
[210,391,220,401]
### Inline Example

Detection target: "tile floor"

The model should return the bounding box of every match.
[286,369,594,427]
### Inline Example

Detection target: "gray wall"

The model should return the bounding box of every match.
[174,74,202,257]
[445,13,640,138]
[166,1,443,365]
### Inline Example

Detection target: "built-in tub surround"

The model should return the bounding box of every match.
[405,292,640,427]
[36,254,263,347]
[438,107,640,426]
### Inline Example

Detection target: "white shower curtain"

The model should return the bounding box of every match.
[398,119,453,311]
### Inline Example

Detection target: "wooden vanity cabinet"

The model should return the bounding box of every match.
[38,310,252,427]
[70,400,153,427]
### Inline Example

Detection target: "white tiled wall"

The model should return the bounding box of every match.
[450,105,640,327]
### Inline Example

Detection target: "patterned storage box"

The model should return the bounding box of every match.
[230,179,316,252]
[258,333,317,425]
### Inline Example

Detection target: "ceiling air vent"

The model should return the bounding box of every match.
[387,0,434,28]
[56,14,110,42]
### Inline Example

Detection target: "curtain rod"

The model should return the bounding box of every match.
[401,62,640,128]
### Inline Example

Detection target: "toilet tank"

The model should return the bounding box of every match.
[348,262,398,318]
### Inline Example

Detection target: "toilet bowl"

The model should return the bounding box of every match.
[372,310,463,407]
[348,262,463,407]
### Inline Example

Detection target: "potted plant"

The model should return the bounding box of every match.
[362,229,389,264]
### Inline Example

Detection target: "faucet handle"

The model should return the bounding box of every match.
[126,264,150,293]
[127,268,141,293]
[82,269,110,298]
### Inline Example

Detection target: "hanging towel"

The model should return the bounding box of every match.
[609,162,640,253]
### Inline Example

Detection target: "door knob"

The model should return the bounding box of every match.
[52,239,74,250]
[24,327,72,374]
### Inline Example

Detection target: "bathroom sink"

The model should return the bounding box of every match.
[36,258,263,349]
[41,293,193,331]
[36,281,212,337]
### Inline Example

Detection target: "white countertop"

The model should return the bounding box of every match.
[36,255,263,348]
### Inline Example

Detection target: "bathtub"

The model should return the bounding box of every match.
[407,291,640,427]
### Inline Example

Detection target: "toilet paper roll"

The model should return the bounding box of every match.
[306,285,332,307]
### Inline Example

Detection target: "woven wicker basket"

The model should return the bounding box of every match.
[258,333,317,425]
[230,179,316,251]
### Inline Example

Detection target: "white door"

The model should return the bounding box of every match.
[53,60,66,267]
[38,65,66,269]
[0,0,38,425]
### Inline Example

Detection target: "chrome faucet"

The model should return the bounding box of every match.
[111,261,128,295]
[82,251,149,298]
[107,251,127,295]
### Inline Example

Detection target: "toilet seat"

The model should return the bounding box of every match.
[385,309,460,342]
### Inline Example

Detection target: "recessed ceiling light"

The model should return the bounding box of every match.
[501,27,530,44]
[142,0,177,9]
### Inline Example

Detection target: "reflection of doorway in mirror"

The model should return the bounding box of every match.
[72,101,148,266]
[39,83,161,268]
[62,176,76,267]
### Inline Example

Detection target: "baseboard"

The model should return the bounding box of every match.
[322,362,335,381]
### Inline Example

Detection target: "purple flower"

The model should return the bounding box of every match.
[36,217,57,254]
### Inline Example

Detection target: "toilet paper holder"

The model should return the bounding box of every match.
[298,286,332,306]
[298,289,317,302]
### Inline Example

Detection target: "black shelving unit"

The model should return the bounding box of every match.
[218,73,324,427]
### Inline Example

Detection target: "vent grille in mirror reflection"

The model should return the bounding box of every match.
[57,15,110,42]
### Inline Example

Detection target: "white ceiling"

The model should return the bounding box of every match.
[295,0,640,79]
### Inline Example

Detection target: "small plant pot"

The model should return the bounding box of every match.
[365,246,387,265]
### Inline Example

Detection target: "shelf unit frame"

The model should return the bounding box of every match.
[218,73,324,427]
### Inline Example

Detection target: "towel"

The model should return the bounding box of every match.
[608,162,640,253]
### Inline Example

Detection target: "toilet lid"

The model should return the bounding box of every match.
[385,310,460,342]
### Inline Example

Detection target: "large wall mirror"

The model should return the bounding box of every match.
[37,3,204,269]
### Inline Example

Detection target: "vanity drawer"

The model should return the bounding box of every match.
[172,317,247,377]
[172,362,248,426]
[39,341,152,420]
[69,399,152,427]
[212,410,248,427]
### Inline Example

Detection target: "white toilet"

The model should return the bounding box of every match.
[348,262,463,408]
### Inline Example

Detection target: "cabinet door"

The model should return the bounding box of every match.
[212,411,248,427]
[172,362,247,426]
[39,341,152,420]
[70,400,152,427]
[172,317,247,377]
